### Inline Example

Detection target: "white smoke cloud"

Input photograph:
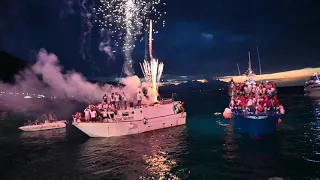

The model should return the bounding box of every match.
[0,49,151,110]
[98,29,114,59]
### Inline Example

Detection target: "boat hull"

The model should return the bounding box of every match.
[19,121,67,132]
[231,114,280,138]
[304,89,320,97]
[73,112,187,138]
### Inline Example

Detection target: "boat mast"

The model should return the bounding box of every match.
[314,72,320,81]
[257,46,262,75]
[247,51,254,82]
[237,63,241,76]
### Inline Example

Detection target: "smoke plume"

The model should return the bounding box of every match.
[0,49,147,111]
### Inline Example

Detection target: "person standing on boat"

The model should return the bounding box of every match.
[49,113,54,122]
[102,109,108,122]
[90,109,97,122]
[114,92,120,109]
[84,107,90,122]
[41,114,48,123]
[110,93,115,107]
[122,92,127,109]
[102,101,108,109]
[103,94,108,103]
[137,91,142,107]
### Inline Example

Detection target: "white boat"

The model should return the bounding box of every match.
[19,120,67,132]
[73,100,187,138]
[304,72,320,97]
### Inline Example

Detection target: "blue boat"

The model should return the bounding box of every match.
[231,112,281,138]
[225,51,285,138]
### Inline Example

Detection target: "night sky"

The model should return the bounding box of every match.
[1,0,319,79]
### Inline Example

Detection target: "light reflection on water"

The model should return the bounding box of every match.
[0,91,320,179]
[75,127,187,180]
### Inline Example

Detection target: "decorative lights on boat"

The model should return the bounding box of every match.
[37,95,45,98]
[24,96,32,99]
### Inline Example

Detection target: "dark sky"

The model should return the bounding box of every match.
[0,0,319,78]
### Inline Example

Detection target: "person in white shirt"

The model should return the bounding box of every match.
[122,92,127,109]
[115,92,120,109]
[90,110,97,122]
[84,108,90,122]
[137,91,142,107]
[246,98,254,112]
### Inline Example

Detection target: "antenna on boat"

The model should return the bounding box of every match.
[248,51,251,70]
[237,63,241,76]
[257,46,262,75]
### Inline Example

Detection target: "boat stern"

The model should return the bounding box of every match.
[232,114,280,138]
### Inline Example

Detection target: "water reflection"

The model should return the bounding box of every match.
[222,124,238,162]
[220,118,282,179]
[302,99,320,164]
[19,128,67,145]
[142,134,180,180]
[76,127,187,180]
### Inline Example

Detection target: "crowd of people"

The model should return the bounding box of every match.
[72,91,144,123]
[28,113,58,125]
[229,79,285,115]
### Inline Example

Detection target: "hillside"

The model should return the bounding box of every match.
[0,51,30,83]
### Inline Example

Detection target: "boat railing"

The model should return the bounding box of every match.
[231,109,281,116]
[160,98,174,104]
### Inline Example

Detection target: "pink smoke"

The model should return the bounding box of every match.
[0,49,144,110]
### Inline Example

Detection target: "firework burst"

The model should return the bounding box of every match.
[140,58,164,102]
[94,0,166,76]
[140,20,163,102]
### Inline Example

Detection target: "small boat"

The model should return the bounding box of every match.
[304,72,320,97]
[19,120,67,132]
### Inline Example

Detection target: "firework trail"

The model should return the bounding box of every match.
[139,20,163,102]
[149,19,153,58]
[79,0,93,60]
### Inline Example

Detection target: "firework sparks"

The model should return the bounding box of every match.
[140,20,163,102]
[140,58,164,102]
[94,0,166,76]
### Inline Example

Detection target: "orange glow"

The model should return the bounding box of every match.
[218,68,320,86]
[196,79,208,83]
